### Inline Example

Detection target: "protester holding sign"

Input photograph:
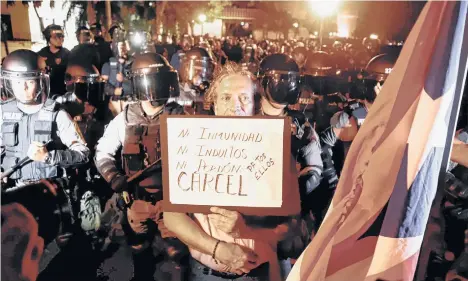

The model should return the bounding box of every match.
[164,63,297,281]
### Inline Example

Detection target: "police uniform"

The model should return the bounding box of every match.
[95,52,186,280]
[1,99,89,185]
[95,102,185,279]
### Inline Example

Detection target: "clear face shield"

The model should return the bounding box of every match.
[0,70,49,105]
[130,67,180,102]
[179,57,215,88]
[260,71,302,105]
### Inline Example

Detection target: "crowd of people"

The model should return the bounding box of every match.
[1,21,467,281]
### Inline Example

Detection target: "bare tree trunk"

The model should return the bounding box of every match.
[87,2,96,25]
[33,6,45,32]
[105,0,112,29]
[155,1,168,35]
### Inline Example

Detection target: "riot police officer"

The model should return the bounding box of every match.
[60,63,109,153]
[95,52,187,281]
[0,49,90,187]
[302,50,344,133]
[257,54,322,278]
[170,34,193,72]
[330,52,398,145]
[258,53,322,195]
[37,24,70,96]
[318,52,397,193]
[173,47,216,114]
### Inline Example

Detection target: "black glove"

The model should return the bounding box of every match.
[110,175,128,193]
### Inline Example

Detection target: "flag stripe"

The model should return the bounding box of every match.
[287,2,468,280]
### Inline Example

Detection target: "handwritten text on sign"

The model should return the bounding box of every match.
[166,117,284,208]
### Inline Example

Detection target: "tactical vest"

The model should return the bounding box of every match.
[122,102,184,189]
[1,100,61,181]
[344,101,368,129]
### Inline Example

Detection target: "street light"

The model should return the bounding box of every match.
[309,0,341,51]
[198,14,207,36]
[293,22,299,28]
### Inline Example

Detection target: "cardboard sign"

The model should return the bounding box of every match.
[160,115,299,216]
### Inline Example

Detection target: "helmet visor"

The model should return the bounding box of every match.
[263,72,301,105]
[0,72,49,104]
[65,74,106,106]
[179,58,215,86]
[131,71,180,101]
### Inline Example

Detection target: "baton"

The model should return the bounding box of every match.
[1,141,52,182]
[1,157,31,181]
[121,158,162,205]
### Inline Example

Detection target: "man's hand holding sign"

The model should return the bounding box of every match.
[208,207,248,238]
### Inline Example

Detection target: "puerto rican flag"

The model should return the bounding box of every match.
[286,1,468,281]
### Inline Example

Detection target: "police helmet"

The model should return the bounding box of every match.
[1,49,49,104]
[129,52,179,102]
[302,51,336,95]
[179,47,216,88]
[351,53,397,102]
[291,46,307,69]
[65,62,105,107]
[257,53,301,105]
[365,53,397,82]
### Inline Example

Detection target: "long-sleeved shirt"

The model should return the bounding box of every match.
[94,111,126,182]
